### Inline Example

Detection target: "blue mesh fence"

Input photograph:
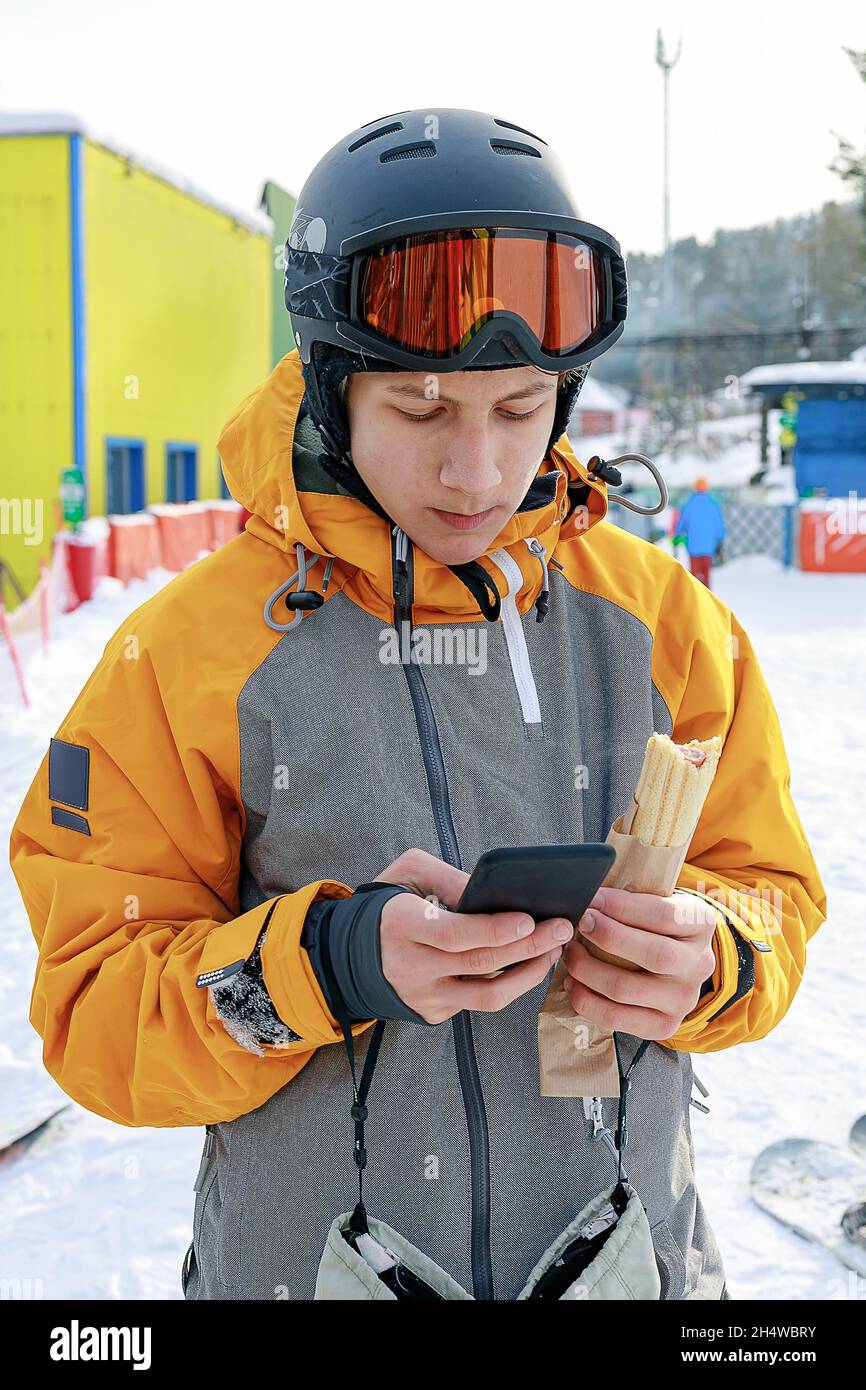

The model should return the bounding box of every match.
[608,487,798,566]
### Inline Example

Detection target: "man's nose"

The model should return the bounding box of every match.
[438,420,503,497]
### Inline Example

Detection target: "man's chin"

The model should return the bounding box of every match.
[414,527,503,566]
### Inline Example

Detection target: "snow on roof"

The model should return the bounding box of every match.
[0,111,273,237]
[148,501,215,516]
[0,111,84,136]
[740,361,866,390]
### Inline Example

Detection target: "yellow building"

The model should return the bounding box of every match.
[0,114,273,606]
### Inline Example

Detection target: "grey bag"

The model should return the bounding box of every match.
[316,1175,660,1300]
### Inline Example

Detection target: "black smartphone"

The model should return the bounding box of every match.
[455,844,616,969]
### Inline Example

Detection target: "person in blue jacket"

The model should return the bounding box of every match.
[673,477,725,588]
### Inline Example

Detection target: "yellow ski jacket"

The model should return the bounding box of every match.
[9,349,827,1299]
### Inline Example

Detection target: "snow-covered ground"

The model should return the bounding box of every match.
[1,551,864,1301]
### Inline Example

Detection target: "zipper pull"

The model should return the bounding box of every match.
[689,1069,710,1113]
[524,537,551,623]
[588,1096,606,1137]
[585,1095,629,1174]
[393,563,409,608]
[391,526,411,612]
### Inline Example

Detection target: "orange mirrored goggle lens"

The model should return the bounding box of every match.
[357,228,602,357]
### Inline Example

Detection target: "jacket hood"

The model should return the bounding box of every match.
[217,349,609,626]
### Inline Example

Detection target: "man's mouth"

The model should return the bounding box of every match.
[431,506,497,531]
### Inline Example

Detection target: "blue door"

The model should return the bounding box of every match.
[105,440,145,514]
[166,445,199,503]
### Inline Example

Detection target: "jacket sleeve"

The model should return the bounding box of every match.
[212,884,428,1049]
[8,622,376,1129]
[653,585,827,1054]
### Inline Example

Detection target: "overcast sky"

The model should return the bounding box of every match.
[2,0,865,256]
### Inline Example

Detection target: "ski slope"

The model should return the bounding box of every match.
[1,554,864,1300]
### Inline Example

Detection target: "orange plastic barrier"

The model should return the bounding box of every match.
[148,504,212,572]
[208,502,244,548]
[800,509,866,573]
[108,515,163,585]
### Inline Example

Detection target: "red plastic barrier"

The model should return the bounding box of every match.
[800,509,866,572]
[65,534,99,606]
[108,515,163,584]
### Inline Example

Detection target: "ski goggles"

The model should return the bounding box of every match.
[285,219,627,372]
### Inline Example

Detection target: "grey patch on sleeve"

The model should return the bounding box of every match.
[209,926,305,1055]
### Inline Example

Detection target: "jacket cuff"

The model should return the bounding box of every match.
[258,882,379,1048]
[197,881,373,1052]
[657,887,748,1046]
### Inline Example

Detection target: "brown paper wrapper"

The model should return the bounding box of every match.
[537,799,693,1099]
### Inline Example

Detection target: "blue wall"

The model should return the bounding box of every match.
[794,397,866,497]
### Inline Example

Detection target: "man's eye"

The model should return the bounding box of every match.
[396,410,440,424]
[396,405,542,424]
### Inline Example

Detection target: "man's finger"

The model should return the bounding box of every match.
[374,849,469,909]
[443,949,562,1013]
[566,937,701,1014]
[572,908,696,975]
[588,886,717,938]
[564,974,683,1041]
[417,903,539,954]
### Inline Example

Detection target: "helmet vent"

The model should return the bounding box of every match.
[493,118,548,146]
[490,140,541,158]
[380,141,436,163]
[348,121,404,153]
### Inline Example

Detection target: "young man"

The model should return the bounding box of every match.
[10,109,826,1301]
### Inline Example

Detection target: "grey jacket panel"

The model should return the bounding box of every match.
[185,570,727,1301]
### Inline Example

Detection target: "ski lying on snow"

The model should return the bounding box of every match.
[0,1105,72,1163]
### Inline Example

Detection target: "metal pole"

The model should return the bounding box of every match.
[655,32,682,280]
[655,30,682,394]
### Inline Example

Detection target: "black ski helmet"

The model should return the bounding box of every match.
[283,107,628,513]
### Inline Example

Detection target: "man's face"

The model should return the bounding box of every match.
[343,366,559,565]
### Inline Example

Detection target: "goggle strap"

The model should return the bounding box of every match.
[284,244,351,320]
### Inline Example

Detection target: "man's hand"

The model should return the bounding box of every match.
[563,886,718,1041]
[374,849,573,1025]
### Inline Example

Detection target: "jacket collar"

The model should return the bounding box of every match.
[217,349,609,626]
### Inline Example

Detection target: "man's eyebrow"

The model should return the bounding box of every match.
[381,377,558,405]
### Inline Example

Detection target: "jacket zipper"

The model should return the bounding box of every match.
[487,546,542,725]
[391,526,495,1301]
